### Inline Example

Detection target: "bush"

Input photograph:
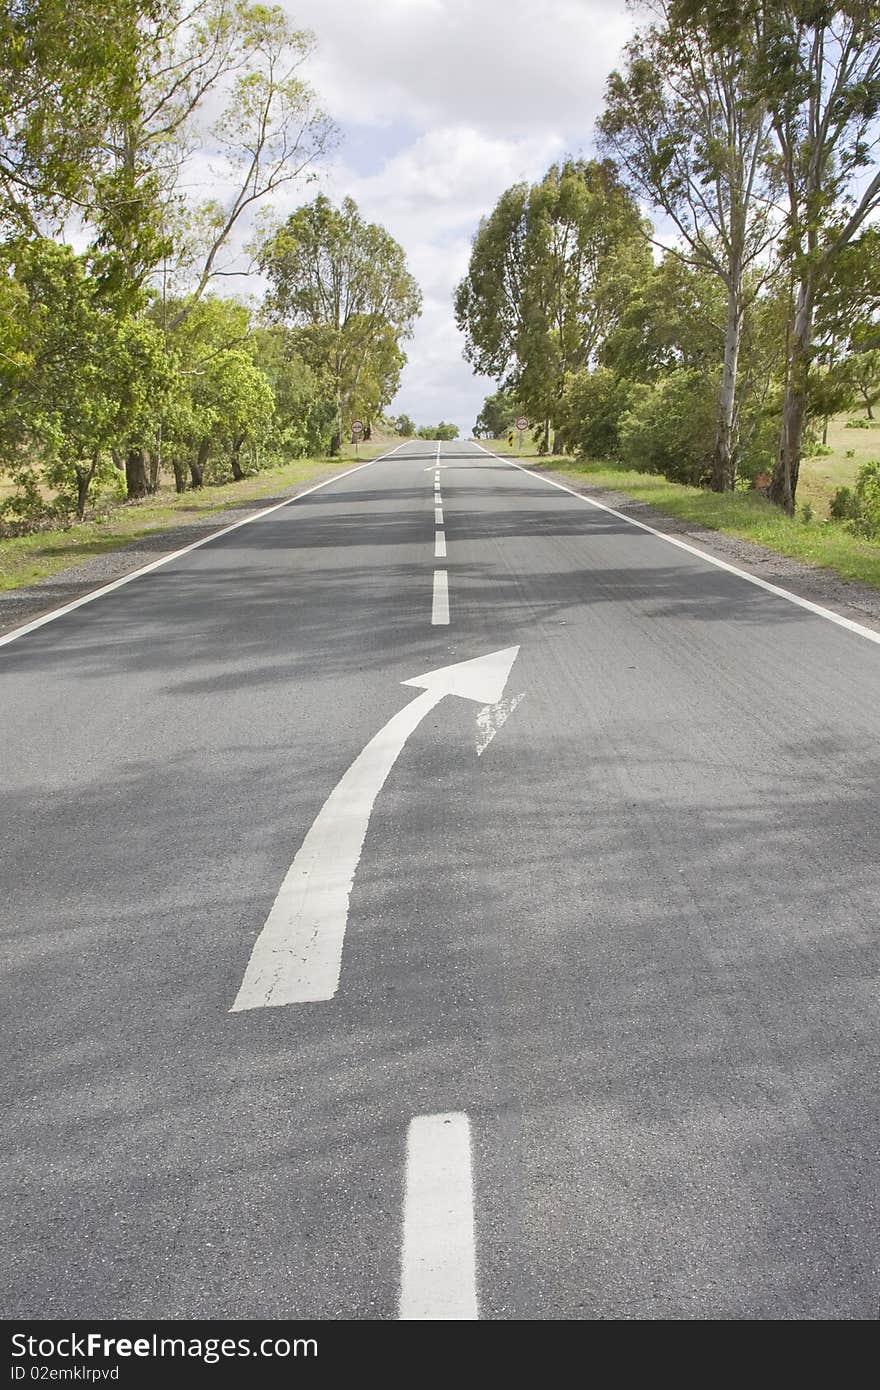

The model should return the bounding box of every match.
[618,370,716,485]
[853,460,880,538]
[830,462,880,537]
[829,485,859,521]
[845,417,872,428]
[558,368,636,459]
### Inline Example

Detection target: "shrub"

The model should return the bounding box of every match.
[845,417,872,428]
[853,460,880,538]
[618,370,716,485]
[829,463,880,537]
[557,368,636,459]
[829,485,859,521]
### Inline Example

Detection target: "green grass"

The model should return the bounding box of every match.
[797,413,880,515]
[0,439,394,593]
[483,433,880,591]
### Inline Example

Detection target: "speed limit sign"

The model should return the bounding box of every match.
[515,416,529,432]
[351,419,364,437]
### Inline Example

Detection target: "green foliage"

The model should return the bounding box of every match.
[455,159,650,434]
[394,414,415,437]
[473,389,524,439]
[260,194,421,451]
[846,417,872,429]
[0,238,172,518]
[557,369,635,459]
[417,422,459,441]
[618,371,717,486]
[850,461,880,538]
[829,486,859,521]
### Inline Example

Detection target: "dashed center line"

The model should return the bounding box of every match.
[434,530,447,559]
[434,505,444,525]
[399,1112,478,1321]
[431,569,449,625]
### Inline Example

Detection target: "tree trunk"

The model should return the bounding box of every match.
[149,451,160,492]
[172,460,187,493]
[329,428,341,457]
[552,431,561,455]
[75,466,93,521]
[712,283,742,492]
[770,278,814,515]
[125,448,149,500]
[230,434,246,481]
[822,416,829,446]
[189,438,209,489]
[541,418,550,455]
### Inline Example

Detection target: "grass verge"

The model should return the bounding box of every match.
[0,442,393,593]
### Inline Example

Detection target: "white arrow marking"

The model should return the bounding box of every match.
[231,647,520,1010]
[475,691,525,756]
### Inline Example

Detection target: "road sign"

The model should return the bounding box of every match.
[351,419,364,437]
[515,416,529,432]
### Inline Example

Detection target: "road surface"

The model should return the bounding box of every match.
[2,439,878,1319]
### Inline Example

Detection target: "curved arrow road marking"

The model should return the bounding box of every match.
[231,646,520,1011]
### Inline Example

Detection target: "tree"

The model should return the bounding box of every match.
[599,1,778,491]
[0,240,171,518]
[394,413,415,437]
[193,350,274,479]
[811,228,880,427]
[757,2,880,512]
[455,160,649,451]
[417,422,459,440]
[87,0,333,497]
[474,388,525,439]
[252,324,334,458]
[0,0,148,235]
[260,195,422,454]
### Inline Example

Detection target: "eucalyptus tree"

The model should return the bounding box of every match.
[260,195,422,454]
[0,0,148,235]
[91,0,334,496]
[756,2,880,512]
[599,0,778,491]
[455,160,649,451]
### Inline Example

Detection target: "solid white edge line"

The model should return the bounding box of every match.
[399,1112,478,1321]
[431,569,449,625]
[0,443,414,650]
[472,442,880,649]
[435,530,447,559]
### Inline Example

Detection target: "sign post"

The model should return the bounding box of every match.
[515,416,530,455]
[351,419,364,455]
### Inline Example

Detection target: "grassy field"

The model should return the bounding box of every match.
[484,422,880,590]
[0,438,395,593]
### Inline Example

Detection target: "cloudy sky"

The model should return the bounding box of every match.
[269,0,635,434]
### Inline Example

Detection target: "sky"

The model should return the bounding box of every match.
[264,0,636,435]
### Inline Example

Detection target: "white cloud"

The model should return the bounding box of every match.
[228,1,635,431]
[288,0,632,138]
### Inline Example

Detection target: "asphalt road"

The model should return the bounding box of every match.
[2,439,878,1320]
